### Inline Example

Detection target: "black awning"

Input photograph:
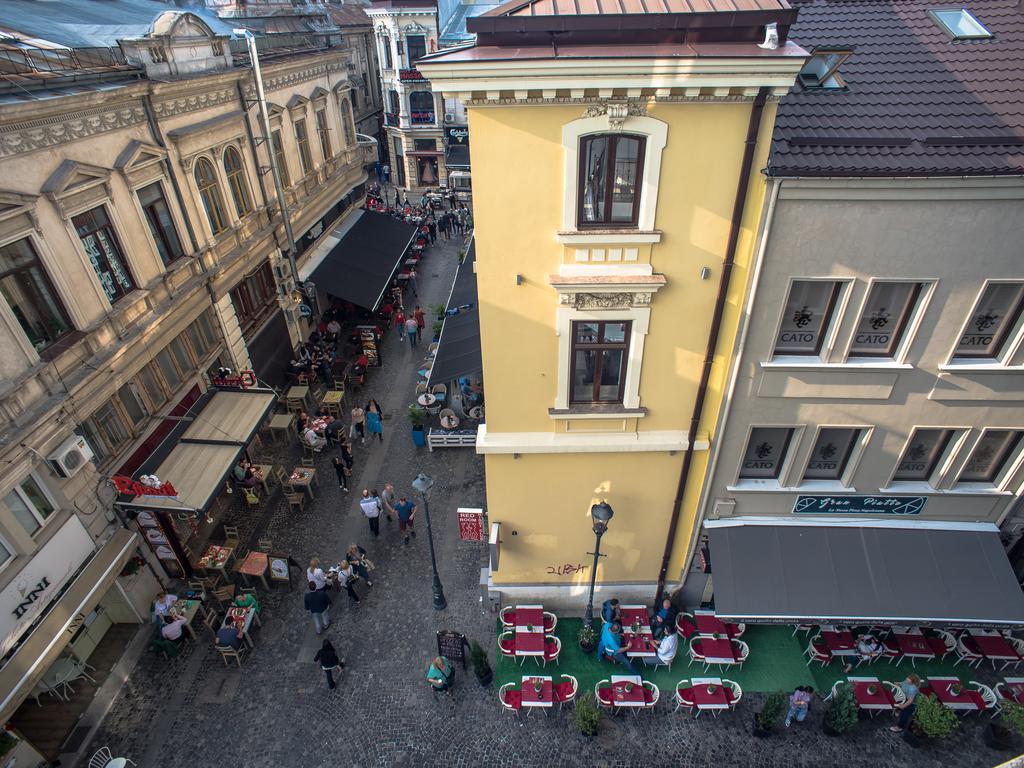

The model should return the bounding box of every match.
[446,144,470,169]
[428,240,481,386]
[310,210,418,310]
[247,309,291,389]
[706,519,1024,627]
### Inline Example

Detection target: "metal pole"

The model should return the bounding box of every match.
[420,492,448,610]
[240,30,301,287]
[583,528,604,626]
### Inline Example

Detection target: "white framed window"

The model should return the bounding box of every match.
[956,430,1024,487]
[800,427,868,485]
[738,426,797,481]
[847,281,928,360]
[951,281,1024,362]
[560,114,668,237]
[891,428,957,485]
[929,8,993,39]
[4,475,55,537]
[772,279,844,358]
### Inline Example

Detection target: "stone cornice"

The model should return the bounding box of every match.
[153,85,238,119]
[0,102,147,158]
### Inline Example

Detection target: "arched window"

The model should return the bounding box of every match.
[194,157,227,234]
[340,98,356,146]
[222,147,253,218]
[409,91,434,125]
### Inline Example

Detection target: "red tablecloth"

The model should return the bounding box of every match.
[611,681,645,706]
[973,634,1020,660]
[821,630,857,653]
[624,634,657,655]
[699,637,736,662]
[689,684,733,708]
[853,682,895,709]
[620,606,649,630]
[520,678,553,705]
[516,607,544,629]
[515,632,545,654]
[694,613,738,637]
[894,634,935,658]
[239,551,269,577]
[929,681,985,710]
[1002,681,1024,703]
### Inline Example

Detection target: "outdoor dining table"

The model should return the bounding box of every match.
[821,626,858,657]
[700,637,739,667]
[417,393,437,407]
[520,675,554,713]
[238,551,270,590]
[268,413,296,442]
[515,631,545,658]
[927,677,986,712]
[1000,677,1024,703]
[694,610,740,638]
[689,677,731,717]
[440,413,460,429]
[252,464,273,496]
[892,628,937,665]
[226,605,261,649]
[624,633,657,658]
[619,605,649,631]
[515,605,544,633]
[849,676,896,714]
[196,545,233,580]
[285,385,312,413]
[168,598,202,639]
[288,467,317,499]
[610,675,646,709]
[968,629,1022,668]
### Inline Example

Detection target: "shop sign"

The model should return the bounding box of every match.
[793,495,927,515]
[299,304,312,318]
[457,508,484,541]
[112,475,178,497]
[446,126,468,145]
[210,369,257,389]
[0,516,95,657]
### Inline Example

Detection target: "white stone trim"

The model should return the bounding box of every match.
[558,264,653,277]
[555,230,662,245]
[475,423,708,454]
[561,114,668,233]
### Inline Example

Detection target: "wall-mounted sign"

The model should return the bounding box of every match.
[299,304,312,318]
[793,495,927,515]
[210,369,257,389]
[446,126,469,145]
[112,475,178,497]
[489,522,501,571]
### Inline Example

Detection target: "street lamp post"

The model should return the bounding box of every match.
[412,472,447,611]
[583,501,614,626]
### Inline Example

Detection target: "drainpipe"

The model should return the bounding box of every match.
[235,80,273,210]
[654,86,770,606]
[141,94,199,254]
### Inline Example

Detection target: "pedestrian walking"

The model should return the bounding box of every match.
[380,483,397,520]
[346,544,374,586]
[314,639,344,689]
[405,317,419,348]
[414,305,426,334]
[409,268,418,297]
[427,656,455,695]
[428,220,437,244]
[336,561,363,608]
[394,308,407,339]
[351,405,366,444]
[359,488,382,536]
[338,435,354,474]
[371,487,391,522]
[333,454,350,492]
[366,399,384,443]
[304,580,331,634]
[438,214,450,240]
[420,193,428,209]
[383,164,391,184]
[395,494,417,544]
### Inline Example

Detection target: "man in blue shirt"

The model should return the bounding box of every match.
[601,598,620,624]
[394,495,417,545]
[215,617,243,650]
[596,621,637,674]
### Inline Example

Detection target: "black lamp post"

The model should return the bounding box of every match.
[583,501,614,626]
[412,472,447,610]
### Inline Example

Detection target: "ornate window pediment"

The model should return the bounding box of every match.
[115,140,168,187]
[41,160,113,219]
[287,94,309,112]
[0,190,40,239]
[310,86,330,103]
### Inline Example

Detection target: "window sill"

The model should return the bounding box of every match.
[938,362,1024,373]
[878,484,1013,497]
[548,405,647,420]
[556,230,662,245]
[726,482,858,493]
[37,330,86,362]
[760,359,913,371]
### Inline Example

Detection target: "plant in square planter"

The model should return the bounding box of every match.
[986,699,1024,751]
[573,692,602,737]
[908,692,960,747]
[0,730,18,758]
[468,640,492,687]
[753,691,786,737]
[578,622,597,653]
[431,319,444,342]
[823,685,858,736]
[407,404,427,446]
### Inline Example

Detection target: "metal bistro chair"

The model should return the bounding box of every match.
[954,635,985,669]
[542,635,561,668]
[639,681,659,716]
[498,682,522,715]
[215,643,247,668]
[805,635,832,668]
[673,680,695,713]
[722,678,743,710]
[499,606,516,628]
[88,746,138,768]
[594,680,614,711]
[554,674,578,709]
[498,631,520,665]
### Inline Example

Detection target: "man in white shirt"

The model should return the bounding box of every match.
[303,426,327,452]
[153,591,178,619]
[643,631,679,667]
[359,489,382,537]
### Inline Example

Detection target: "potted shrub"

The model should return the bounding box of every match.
[986,698,1024,751]
[533,677,544,694]
[468,640,492,687]
[906,692,959,748]
[823,685,858,736]
[573,692,602,737]
[0,730,17,758]
[753,691,786,737]
[407,404,427,447]
[578,622,597,653]
[457,247,466,263]
[432,319,444,341]
[705,683,718,695]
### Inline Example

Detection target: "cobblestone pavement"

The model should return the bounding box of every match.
[88,221,1005,768]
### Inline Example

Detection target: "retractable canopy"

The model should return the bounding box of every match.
[308,210,418,310]
[428,240,481,386]
[706,517,1024,627]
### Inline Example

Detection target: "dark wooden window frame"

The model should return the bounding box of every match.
[849,282,923,358]
[137,181,184,266]
[739,427,795,480]
[576,134,646,229]
[0,236,73,353]
[893,428,955,482]
[802,427,861,481]
[294,118,313,176]
[569,320,631,404]
[73,206,136,304]
[222,147,253,218]
[315,108,332,160]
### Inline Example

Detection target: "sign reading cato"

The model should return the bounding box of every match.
[793,495,927,515]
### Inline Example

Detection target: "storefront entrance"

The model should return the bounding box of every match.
[417,156,438,186]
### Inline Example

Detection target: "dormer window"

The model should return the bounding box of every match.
[798,48,852,89]
[930,8,993,40]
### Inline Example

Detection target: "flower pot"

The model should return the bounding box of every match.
[411,426,426,446]
[822,721,840,737]
[984,722,1013,752]
[579,639,596,653]
[475,669,493,687]
[752,715,772,738]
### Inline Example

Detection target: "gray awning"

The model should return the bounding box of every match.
[428,240,481,386]
[705,518,1024,627]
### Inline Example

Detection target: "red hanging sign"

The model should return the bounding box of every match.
[457,508,484,542]
[210,369,257,389]
[112,476,178,497]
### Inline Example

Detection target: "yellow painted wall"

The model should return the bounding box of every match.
[471,98,778,585]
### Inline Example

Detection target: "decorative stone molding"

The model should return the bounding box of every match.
[41,160,113,220]
[557,291,653,310]
[0,103,146,158]
[241,61,347,99]
[462,93,779,107]
[583,99,648,130]
[152,86,237,118]
[0,191,41,237]
[115,140,168,187]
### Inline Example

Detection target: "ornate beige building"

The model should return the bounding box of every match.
[0,8,366,759]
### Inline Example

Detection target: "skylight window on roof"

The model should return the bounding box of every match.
[930,8,993,39]
[798,48,852,89]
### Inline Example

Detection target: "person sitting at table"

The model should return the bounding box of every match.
[643,628,679,667]
[153,591,178,619]
[785,686,814,727]
[601,598,621,624]
[307,558,328,591]
[240,464,263,489]
[426,656,454,695]
[650,598,678,640]
[215,616,243,650]
[234,591,261,615]
[303,424,327,452]
[161,614,188,643]
[890,674,921,733]
[296,410,309,432]
[346,544,373,587]
[844,633,883,673]
[597,621,637,674]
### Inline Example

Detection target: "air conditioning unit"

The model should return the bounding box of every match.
[444,113,455,123]
[48,434,95,478]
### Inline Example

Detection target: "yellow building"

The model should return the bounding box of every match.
[419,0,806,607]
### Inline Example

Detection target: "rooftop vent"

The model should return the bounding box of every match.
[929,8,993,40]
[798,48,852,89]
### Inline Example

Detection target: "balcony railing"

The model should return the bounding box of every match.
[384,112,400,127]
[410,111,435,126]
[399,68,427,82]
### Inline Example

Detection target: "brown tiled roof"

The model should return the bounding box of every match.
[769,0,1024,177]
[482,0,789,17]
[329,4,372,27]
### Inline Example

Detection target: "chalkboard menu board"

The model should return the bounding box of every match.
[436,630,467,669]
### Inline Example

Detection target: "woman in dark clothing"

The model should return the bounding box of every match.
[333,455,349,492]
[314,639,343,689]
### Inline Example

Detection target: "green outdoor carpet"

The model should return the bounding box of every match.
[493,620,980,701]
